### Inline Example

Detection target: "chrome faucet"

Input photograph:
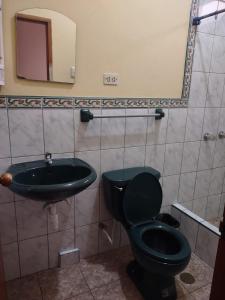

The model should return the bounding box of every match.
[45,152,53,166]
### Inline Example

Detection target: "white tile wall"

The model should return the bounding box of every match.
[101,109,125,149]
[180,213,199,250]
[15,198,48,240]
[164,143,183,176]
[8,109,44,157]
[195,224,219,268]
[75,223,99,258]
[0,110,10,158]
[75,188,99,227]
[19,235,48,276]
[125,109,148,147]
[2,242,20,281]
[172,205,220,268]
[1,0,225,280]
[43,109,74,154]
[124,146,145,168]
[192,32,213,72]
[48,228,75,268]
[198,0,218,34]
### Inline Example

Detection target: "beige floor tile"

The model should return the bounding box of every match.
[80,246,133,289]
[177,253,213,293]
[91,278,142,300]
[68,291,94,300]
[190,284,211,300]
[6,246,214,300]
[176,279,188,299]
[7,274,42,300]
[38,264,89,300]
[178,284,211,300]
[178,294,195,300]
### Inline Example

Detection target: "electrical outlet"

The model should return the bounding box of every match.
[103,73,119,85]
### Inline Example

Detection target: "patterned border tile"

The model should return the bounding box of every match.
[126,98,149,108]
[0,0,197,109]
[182,0,198,99]
[0,96,6,107]
[74,98,102,108]
[102,99,127,108]
[43,98,74,108]
[2,96,189,109]
[150,98,188,108]
[7,97,42,108]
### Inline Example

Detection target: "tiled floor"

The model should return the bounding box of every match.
[7,246,213,300]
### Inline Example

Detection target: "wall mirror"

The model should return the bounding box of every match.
[15,8,76,84]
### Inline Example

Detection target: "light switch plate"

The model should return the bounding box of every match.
[103,73,119,85]
[70,66,76,79]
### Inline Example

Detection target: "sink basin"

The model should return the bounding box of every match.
[7,158,97,202]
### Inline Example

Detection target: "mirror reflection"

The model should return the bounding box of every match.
[16,8,76,84]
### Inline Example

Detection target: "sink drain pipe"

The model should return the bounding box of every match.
[48,204,59,231]
[44,199,71,232]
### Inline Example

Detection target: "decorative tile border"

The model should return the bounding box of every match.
[0,96,6,107]
[0,0,197,109]
[74,98,102,108]
[7,97,42,108]
[0,96,189,109]
[182,0,198,99]
[43,98,74,108]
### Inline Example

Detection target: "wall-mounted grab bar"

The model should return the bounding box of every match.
[80,108,165,122]
[193,8,225,25]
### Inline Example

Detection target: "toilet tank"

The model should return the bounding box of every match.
[102,167,161,223]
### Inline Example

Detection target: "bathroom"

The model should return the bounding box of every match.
[0,0,224,299]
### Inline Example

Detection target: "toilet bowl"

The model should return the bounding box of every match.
[102,167,191,300]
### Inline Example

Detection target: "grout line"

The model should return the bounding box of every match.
[143,108,150,169]
[191,32,214,215]
[202,28,220,220]
[36,272,45,300]
[78,263,96,298]
[177,108,189,207]
[188,282,212,298]
[13,201,22,278]
[3,98,23,278]
[39,106,51,271]
[98,107,102,254]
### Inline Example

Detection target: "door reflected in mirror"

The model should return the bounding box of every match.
[16,8,76,84]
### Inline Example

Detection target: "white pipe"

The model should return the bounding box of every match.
[99,221,117,245]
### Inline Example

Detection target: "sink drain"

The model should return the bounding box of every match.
[179,272,195,284]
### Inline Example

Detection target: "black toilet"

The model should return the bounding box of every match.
[102,167,191,300]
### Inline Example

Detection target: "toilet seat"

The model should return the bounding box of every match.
[123,172,191,266]
[123,172,162,226]
[129,221,191,265]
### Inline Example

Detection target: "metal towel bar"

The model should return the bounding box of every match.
[80,108,165,122]
[193,8,225,25]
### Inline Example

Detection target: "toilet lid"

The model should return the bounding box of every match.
[123,172,162,225]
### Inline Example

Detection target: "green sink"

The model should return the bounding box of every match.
[7,158,97,203]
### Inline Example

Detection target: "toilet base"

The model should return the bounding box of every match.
[127,260,177,300]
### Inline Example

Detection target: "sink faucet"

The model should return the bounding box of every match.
[45,152,53,166]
